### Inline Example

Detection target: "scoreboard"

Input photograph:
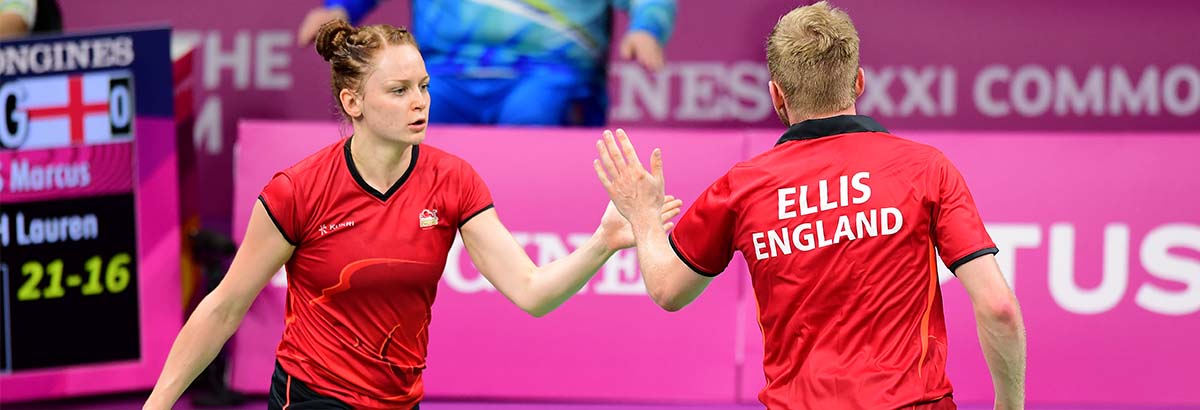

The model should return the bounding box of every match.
[0,28,181,402]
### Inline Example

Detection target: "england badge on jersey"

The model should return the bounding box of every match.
[419,209,439,229]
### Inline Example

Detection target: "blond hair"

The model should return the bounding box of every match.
[314,19,419,119]
[766,1,860,118]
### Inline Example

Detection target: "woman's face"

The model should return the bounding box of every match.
[346,44,431,145]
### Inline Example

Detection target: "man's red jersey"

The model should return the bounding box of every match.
[670,115,997,409]
[259,138,493,409]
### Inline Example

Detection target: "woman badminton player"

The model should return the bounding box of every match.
[143,19,680,410]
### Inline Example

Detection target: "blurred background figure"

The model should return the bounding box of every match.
[0,0,61,39]
[296,0,676,126]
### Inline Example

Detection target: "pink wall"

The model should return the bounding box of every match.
[59,0,1200,242]
[231,120,1199,406]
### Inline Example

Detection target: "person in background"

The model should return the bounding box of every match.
[296,0,676,126]
[0,0,61,39]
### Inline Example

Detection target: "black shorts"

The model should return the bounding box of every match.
[267,361,421,410]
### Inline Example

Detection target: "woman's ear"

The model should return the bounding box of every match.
[340,88,362,119]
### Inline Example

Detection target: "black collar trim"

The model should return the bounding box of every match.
[775,115,889,146]
[344,137,420,202]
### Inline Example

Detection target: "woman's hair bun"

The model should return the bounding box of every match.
[315,19,355,62]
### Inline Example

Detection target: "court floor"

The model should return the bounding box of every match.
[5,393,1197,410]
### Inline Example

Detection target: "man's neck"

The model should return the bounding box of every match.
[789,106,858,125]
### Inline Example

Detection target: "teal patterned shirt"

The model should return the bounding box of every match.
[327,0,677,78]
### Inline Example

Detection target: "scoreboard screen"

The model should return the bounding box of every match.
[0,28,181,402]
[1,68,142,372]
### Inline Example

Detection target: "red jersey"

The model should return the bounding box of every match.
[670,115,996,410]
[259,138,493,409]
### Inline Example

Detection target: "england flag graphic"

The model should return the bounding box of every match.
[0,70,134,150]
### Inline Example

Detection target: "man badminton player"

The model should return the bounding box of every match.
[593,2,1026,409]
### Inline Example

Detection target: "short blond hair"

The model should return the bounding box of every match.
[766,1,860,118]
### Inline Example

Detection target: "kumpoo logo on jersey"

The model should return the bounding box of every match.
[318,220,355,236]
[752,172,904,260]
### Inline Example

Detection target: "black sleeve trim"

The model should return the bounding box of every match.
[669,234,722,277]
[459,204,495,228]
[949,247,999,273]
[259,195,298,246]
